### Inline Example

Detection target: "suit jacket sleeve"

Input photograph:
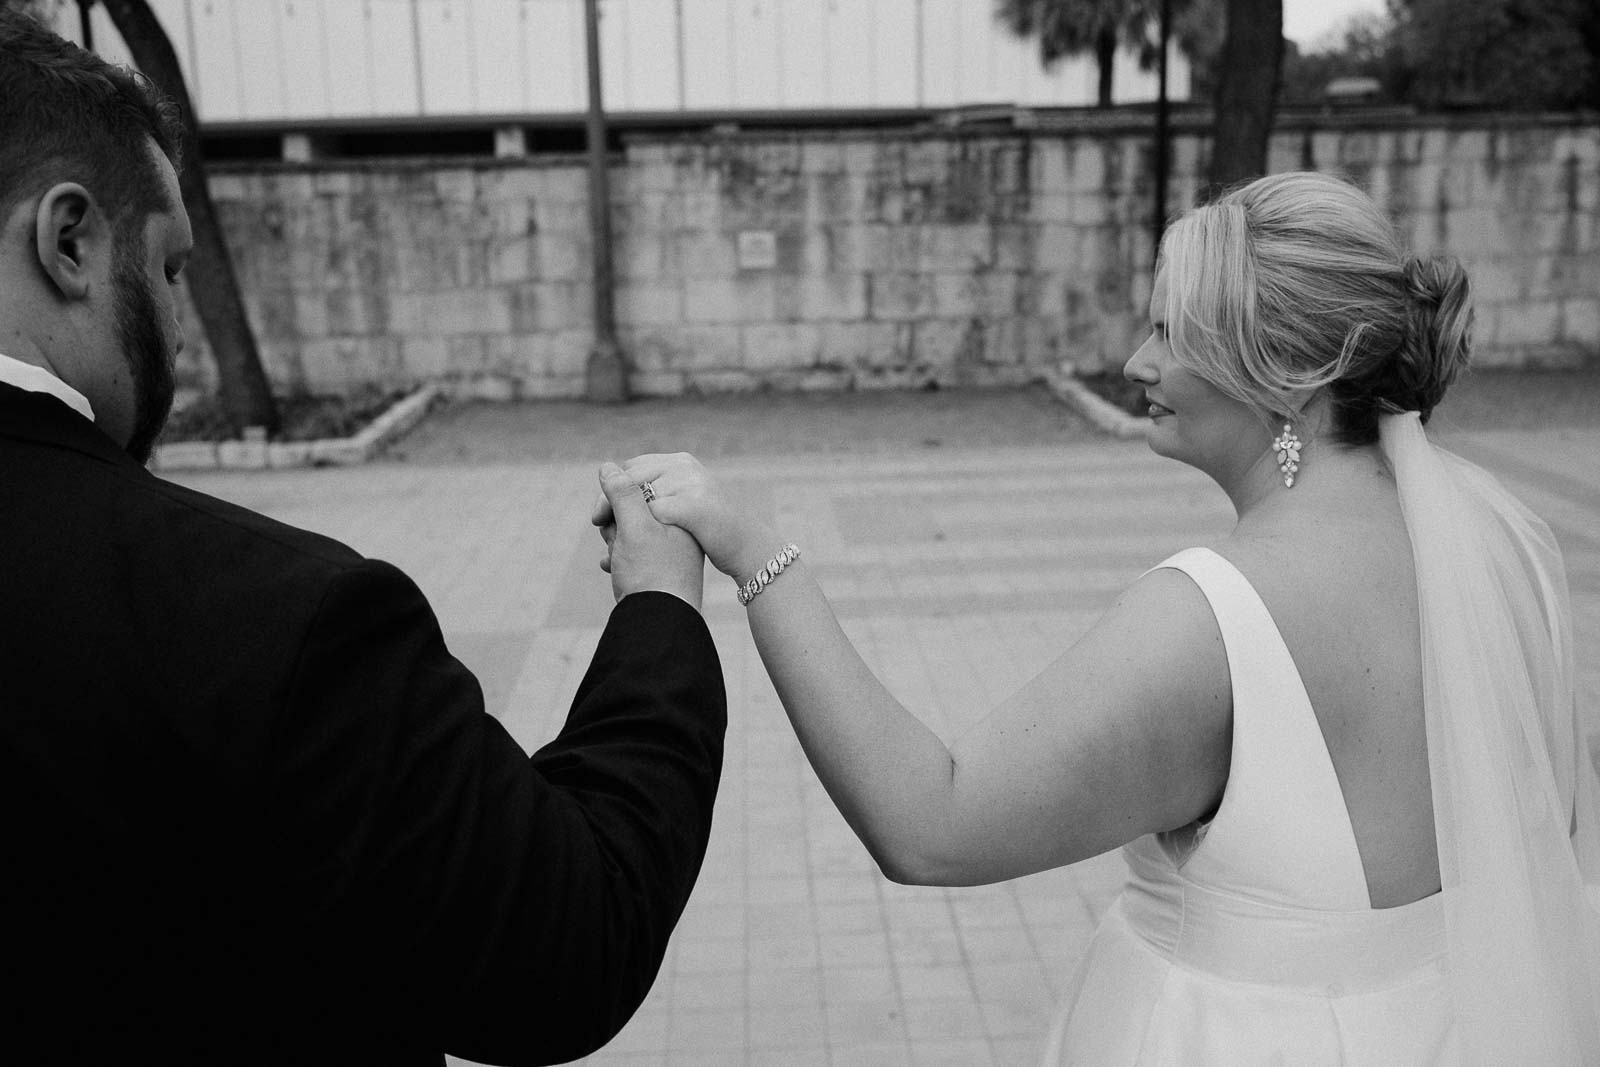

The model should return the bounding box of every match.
[269,559,726,1065]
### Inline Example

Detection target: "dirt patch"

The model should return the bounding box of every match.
[163,386,412,443]
[383,383,1101,465]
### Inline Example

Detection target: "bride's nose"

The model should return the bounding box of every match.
[1124,337,1158,385]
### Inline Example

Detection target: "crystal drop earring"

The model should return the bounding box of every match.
[1272,422,1302,488]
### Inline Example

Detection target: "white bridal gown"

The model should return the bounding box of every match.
[1047,415,1600,1064]
[1042,547,1456,1065]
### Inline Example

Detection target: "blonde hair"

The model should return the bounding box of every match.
[1159,172,1472,445]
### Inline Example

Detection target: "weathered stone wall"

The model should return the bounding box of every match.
[1265,119,1600,371]
[176,113,1600,399]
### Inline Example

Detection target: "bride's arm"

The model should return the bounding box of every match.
[603,454,1233,886]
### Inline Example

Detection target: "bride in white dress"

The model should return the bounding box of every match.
[598,171,1600,1064]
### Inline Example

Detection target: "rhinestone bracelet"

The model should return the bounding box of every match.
[737,543,801,607]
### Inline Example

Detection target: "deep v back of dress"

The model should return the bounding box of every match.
[1041,547,1456,1066]
[1152,547,1373,910]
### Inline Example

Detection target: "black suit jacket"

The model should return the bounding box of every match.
[0,383,726,1065]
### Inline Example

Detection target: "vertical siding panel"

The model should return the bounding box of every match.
[1007,24,1050,106]
[826,0,874,109]
[681,0,735,109]
[619,0,678,113]
[873,0,918,107]
[469,0,525,113]
[732,0,780,109]
[920,0,961,108]
[417,0,475,114]
[960,0,1001,105]
[74,2,195,109]
[190,0,245,121]
[524,0,584,112]
[278,0,332,119]
[1002,29,1094,107]
[597,0,630,110]
[87,4,135,68]
[50,0,1194,124]
[1169,48,1193,107]
[1111,44,1146,104]
[1068,54,1101,106]
[1108,40,1190,104]
[235,2,288,119]
[322,0,377,117]
[992,9,1035,105]
[367,0,422,116]
[778,0,829,108]
[148,0,201,95]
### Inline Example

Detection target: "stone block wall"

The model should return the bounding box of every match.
[175,114,1600,399]
[1265,118,1600,369]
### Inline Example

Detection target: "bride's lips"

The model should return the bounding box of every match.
[1146,397,1175,418]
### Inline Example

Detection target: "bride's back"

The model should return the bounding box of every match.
[1132,171,1475,912]
[1049,169,1595,1064]
[1226,467,1438,910]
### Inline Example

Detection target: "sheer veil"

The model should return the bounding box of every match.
[1380,412,1600,1062]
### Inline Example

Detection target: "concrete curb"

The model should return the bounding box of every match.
[1042,373,1151,440]
[151,384,443,473]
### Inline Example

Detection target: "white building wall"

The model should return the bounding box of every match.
[49,0,1190,123]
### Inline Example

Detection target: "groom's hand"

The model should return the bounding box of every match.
[596,462,705,611]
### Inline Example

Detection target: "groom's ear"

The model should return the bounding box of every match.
[35,182,109,302]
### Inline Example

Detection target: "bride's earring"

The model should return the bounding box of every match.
[1272,422,1302,487]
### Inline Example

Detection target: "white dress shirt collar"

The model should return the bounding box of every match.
[0,350,96,423]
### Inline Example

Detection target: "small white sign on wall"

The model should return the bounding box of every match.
[737,230,778,270]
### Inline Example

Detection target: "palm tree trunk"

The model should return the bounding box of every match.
[1095,27,1117,107]
[99,0,280,434]
[1207,0,1284,193]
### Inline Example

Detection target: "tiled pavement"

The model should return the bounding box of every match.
[171,407,1600,1067]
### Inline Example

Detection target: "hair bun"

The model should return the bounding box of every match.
[1402,256,1458,309]
[1389,255,1473,420]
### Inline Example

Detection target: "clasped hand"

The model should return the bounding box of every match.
[592,453,776,605]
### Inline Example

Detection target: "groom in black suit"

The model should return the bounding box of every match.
[0,12,724,1065]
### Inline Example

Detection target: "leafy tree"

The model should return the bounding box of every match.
[1279,11,1413,107]
[999,1,1283,193]
[996,0,1166,108]
[1395,0,1597,110]
[3,0,279,433]
[1169,0,1227,100]
[1281,0,1599,111]
[1582,4,1600,107]
[995,0,1228,107]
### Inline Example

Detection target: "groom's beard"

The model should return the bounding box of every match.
[112,238,177,466]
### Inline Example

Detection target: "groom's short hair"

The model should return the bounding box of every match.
[0,9,183,242]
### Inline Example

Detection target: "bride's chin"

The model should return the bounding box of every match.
[1143,423,1176,457]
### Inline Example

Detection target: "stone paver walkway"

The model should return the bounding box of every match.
[170,389,1600,1066]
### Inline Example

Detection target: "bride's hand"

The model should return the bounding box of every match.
[592,452,776,580]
